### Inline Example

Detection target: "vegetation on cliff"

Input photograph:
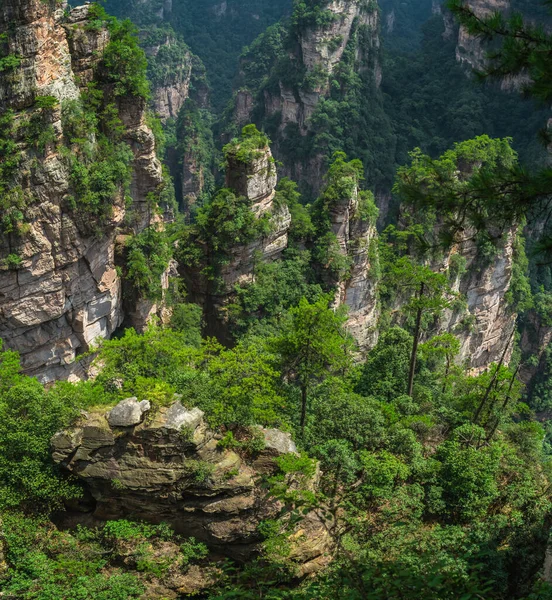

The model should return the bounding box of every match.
[2,0,552,599]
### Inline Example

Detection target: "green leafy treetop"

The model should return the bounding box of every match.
[272,295,354,436]
[223,124,272,166]
[97,8,151,99]
[394,135,522,248]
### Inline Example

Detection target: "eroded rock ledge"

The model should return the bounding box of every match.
[52,398,332,573]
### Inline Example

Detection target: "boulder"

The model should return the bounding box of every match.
[162,402,204,431]
[261,428,297,455]
[107,397,151,427]
[51,403,332,568]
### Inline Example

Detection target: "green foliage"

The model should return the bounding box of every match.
[0,111,25,233]
[0,514,207,599]
[125,227,173,300]
[60,93,134,225]
[291,0,336,33]
[223,124,271,165]
[447,0,552,104]
[177,98,216,211]
[435,424,502,521]
[104,0,291,110]
[101,18,150,98]
[227,248,323,338]
[382,11,549,225]
[197,342,287,428]
[275,178,315,243]
[356,326,412,400]
[312,152,373,279]
[195,189,256,249]
[1,253,23,270]
[0,54,21,72]
[272,295,354,431]
[506,232,534,313]
[0,342,80,510]
[394,136,521,246]
[170,303,203,347]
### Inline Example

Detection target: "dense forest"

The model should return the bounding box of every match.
[1,0,552,598]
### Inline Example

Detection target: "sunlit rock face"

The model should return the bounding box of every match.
[180,139,291,338]
[0,2,163,383]
[52,398,332,572]
[258,0,381,196]
[439,229,517,372]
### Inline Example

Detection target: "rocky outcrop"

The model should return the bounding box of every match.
[455,0,510,72]
[52,398,332,572]
[244,0,381,196]
[180,136,291,337]
[0,2,164,383]
[338,216,380,353]
[453,0,536,90]
[274,0,379,123]
[144,32,194,121]
[323,184,380,353]
[222,145,291,286]
[439,230,517,371]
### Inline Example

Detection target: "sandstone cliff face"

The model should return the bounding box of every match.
[0,1,164,383]
[143,29,208,123]
[222,146,291,286]
[258,0,381,195]
[324,186,380,353]
[148,43,193,122]
[180,141,291,337]
[52,398,332,572]
[439,229,517,371]
[455,0,510,71]
[453,0,534,90]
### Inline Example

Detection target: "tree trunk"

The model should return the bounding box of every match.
[486,364,520,442]
[300,383,308,437]
[408,282,424,397]
[442,355,451,394]
[473,325,515,424]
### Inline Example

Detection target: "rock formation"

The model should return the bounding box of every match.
[317,164,380,353]
[180,132,291,338]
[52,397,332,572]
[146,34,194,122]
[221,142,292,286]
[452,0,541,91]
[0,1,165,383]
[455,0,510,72]
[439,230,517,371]
[240,0,382,196]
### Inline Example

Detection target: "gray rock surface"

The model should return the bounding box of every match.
[51,401,332,569]
[163,402,204,431]
[261,428,297,455]
[0,2,166,382]
[108,398,151,428]
[259,0,381,195]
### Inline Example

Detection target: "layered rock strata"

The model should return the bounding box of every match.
[324,187,380,353]
[180,140,291,337]
[144,32,194,121]
[52,398,332,572]
[247,0,381,195]
[0,1,164,383]
[439,230,517,371]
